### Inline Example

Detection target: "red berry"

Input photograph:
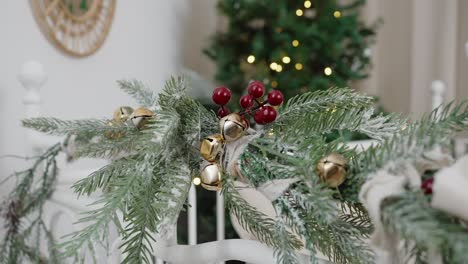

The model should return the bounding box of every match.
[217,107,230,118]
[253,109,266,124]
[240,95,254,109]
[268,90,284,106]
[260,106,277,123]
[247,81,266,99]
[421,178,434,194]
[212,86,231,106]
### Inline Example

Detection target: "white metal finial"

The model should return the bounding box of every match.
[431,80,446,111]
[19,61,47,106]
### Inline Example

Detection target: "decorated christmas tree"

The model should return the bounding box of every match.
[1,78,468,263]
[204,0,376,100]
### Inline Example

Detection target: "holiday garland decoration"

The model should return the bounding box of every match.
[0,77,467,263]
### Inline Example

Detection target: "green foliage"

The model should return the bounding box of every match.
[117,79,158,107]
[4,77,468,264]
[223,178,303,261]
[381,192,468,264]
[346,101,468,201]
[205,0,377,99]
[0,143,61,264]
[272,88,404,141]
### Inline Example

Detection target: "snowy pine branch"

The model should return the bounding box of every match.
[275,88,374,126]
[223,178,303,253]
[118,79,158,107]
[381,191,468,263]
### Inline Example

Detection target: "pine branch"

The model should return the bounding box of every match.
[277,195,373,264]
[121,162,191,264]
[72,156,142,196]
[284,106,404,141]
[22,117,126,137]
[59,162,145,260]
[274,88,375,127]
[158,76,189,110]
[272,211,301,264]
[381,191,468,263]
[0,143,61,264]
[117,79,158,107]
[348,101,468,201]
[223,178,303,263]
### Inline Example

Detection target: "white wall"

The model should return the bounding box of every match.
[360,0,467,116]
[0,1,192,180]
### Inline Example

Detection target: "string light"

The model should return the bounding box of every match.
[304,0,312,8]
[276,64,283,72]
[282,56,291,64]
[333,11,341,18]
[193,177,201,185]
[270,62,278,70]
[292,40,300,47]
[296,9,303,16]
[271,81,278,87]
[295,63,303,70]
[246,55,255,63]
[324,67,333,76]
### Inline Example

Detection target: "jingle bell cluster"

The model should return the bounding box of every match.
[199,113,249,191]
[198,81,284,191]
[105,106,155,139]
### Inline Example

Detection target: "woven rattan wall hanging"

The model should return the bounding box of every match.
[31,0,116,57]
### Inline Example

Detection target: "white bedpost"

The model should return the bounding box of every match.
[18,61,48,153]
[216,191,225,264]
[19,61,47,119]
[188,184,197,245]
[431,80,446,111]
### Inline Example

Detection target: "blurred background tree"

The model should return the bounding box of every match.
[204,0,377,100]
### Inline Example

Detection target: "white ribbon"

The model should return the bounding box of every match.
[359,148,453,264]
[432,154,468,221]
[359,165,420,264]
[220,128,260,180]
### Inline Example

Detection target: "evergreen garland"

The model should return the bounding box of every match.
[1,77,467,263]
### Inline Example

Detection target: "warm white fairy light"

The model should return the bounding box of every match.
[333,11,341,18]
[270,62,278,70]
[304,0,312,8]
[295,63,303,70]
[324,67,333,76]
[296,9,303,16]
[247,55,256,63]
[276,64,283,72]
[193,177,201,185]
[292,40,300,47]
[282,56,291,64]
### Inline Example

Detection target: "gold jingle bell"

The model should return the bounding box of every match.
[200,134,224,162]
[200,163,223,191]
[113,106,134,123]
[130,107,155,129]
[316,153,348,188]
[219,113,249,142]
[105,120,125,139]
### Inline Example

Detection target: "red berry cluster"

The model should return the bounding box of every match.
[212,80,284,125]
